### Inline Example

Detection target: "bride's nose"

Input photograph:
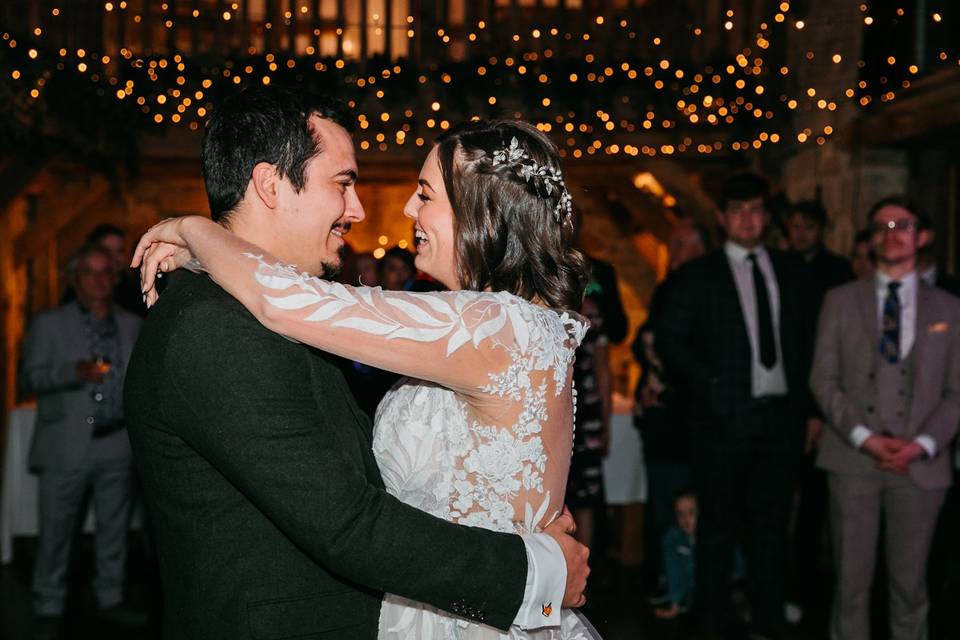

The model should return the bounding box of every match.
[402,193,419,220]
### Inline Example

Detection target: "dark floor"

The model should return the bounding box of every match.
[2,533,959,640]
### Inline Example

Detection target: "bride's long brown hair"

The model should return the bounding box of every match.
[435,120,590,311]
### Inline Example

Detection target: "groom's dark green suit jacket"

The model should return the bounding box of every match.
[125,272,528,640]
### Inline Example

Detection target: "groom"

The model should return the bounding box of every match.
[124,86,589,639]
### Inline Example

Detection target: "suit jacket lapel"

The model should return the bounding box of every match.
[911,284,933,398]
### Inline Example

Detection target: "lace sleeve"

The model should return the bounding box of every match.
[248,254,587,396]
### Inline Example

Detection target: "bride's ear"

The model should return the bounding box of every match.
[250,162,281,210]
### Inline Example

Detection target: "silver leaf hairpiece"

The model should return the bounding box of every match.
[490,137,574,223]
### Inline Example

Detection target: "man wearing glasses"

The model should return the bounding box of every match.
[811,196,960,640]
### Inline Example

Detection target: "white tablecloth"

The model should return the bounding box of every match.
[1,406,141,565]
[2,406,42,564]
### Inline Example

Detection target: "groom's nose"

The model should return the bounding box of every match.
[345,189,365,223]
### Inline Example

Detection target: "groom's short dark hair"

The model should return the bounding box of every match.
[201,85,353,225]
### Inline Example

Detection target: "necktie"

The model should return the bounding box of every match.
[748,253,777,369]
[880,281,901,364]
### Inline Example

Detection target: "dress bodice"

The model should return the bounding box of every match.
[372,294,585,537]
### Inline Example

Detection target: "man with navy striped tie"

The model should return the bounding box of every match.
[811,196,960,640]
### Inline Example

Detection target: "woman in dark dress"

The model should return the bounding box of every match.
[566,289,611,552]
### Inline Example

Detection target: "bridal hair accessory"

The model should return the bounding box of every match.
[491,137,573,223]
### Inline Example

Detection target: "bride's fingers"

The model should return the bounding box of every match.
[140,243,166,295]
[131,238,146,269]
[131,226,161,269]
[553,510,576,535]
[131,218,184,268]
[139,245,155,294]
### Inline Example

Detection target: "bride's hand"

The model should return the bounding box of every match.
[131,216,208,307]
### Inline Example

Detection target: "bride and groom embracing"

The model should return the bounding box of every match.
[125,85,602,640]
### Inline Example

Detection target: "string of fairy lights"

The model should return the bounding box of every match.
[1,1,956,159]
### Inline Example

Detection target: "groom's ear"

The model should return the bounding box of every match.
[250,162,281,210]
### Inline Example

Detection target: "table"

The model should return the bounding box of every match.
[2,405,42,564]
[1,405,141,565]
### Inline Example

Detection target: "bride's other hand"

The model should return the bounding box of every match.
[138,243,191,307]
[131,215,209,307]
[544,508,590,608]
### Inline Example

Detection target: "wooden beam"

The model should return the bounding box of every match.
[13,176,110,266]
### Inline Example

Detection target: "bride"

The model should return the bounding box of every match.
[134,119,601,640]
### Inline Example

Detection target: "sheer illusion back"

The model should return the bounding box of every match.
[241,255,597,639]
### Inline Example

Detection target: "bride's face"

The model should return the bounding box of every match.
[403,146,459,290]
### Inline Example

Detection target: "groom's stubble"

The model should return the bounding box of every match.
[320,256,343,279]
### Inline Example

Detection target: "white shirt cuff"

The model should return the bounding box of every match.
[914,435,937,459]
[850,425,874,449]
[513,533,564,629]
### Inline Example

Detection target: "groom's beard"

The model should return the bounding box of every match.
[318,222,350,278]
[320,258,342,279]
[319,245,346,279]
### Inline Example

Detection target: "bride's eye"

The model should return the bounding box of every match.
[417,192,430,203]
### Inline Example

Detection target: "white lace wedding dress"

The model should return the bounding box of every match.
[245,256,602,640]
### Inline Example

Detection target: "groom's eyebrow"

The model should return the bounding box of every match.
[334,169,358,183]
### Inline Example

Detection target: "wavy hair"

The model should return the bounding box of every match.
[434,120,589,311]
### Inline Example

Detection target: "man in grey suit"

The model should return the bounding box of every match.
[21,243,143,632]
[811,196,960,640]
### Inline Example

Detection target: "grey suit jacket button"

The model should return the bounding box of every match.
[868,371,875,380]
[85,416,95,424]
[866,406,874,414]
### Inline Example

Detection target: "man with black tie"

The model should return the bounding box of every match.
[655,173,816,639]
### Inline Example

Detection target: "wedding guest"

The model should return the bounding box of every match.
[572,209,628,345]
[851,228,876,280]
[340,249,379,287]
[916,214,960,622]
[783,200,854,622]
[62,225,147,316]
[88,225,147,316]
[916,218,960,297]
[811,196,960,640]
[567,290,611,559]
[22,244,144,637]
[379,246,416,291]
[655,490,700,620]
[655,491,745,621]
[633,216,708,601]
[784,200,854,304]
[654,173,817,638]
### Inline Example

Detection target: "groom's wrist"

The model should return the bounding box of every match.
[513,533,565,629]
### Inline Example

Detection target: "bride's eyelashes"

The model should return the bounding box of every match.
[417,192,430,203]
